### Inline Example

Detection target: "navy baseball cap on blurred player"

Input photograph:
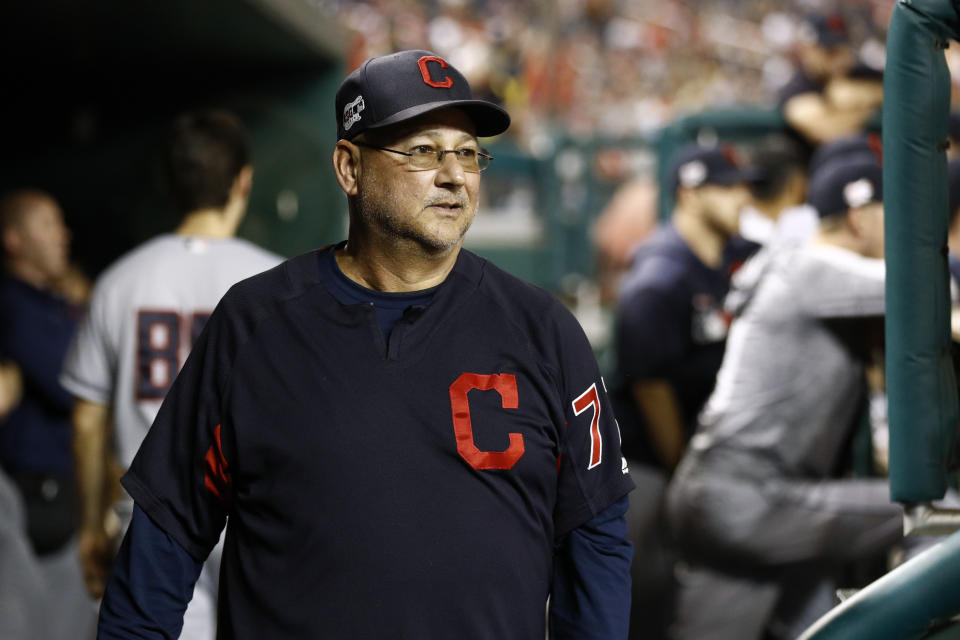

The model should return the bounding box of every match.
[808,156,882,219]
[809,133,882,176]
[802,12,850,47]
[335,50,511,141]
[669,144,761,194]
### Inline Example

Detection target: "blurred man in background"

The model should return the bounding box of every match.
[613,144,755,475]
[60,110,282,638]
[0,189,96,639]
[737,134,814,248]
[611,144,756,638]
[666,154,900,640]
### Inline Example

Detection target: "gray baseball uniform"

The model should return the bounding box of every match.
[61,234,281,469]
[666,242,902,640]
[59,233,281,638]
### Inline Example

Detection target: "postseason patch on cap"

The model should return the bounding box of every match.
[843,178,874,209]
[808,157,882,218]
[679,161,708,189]
[343,96,365,133]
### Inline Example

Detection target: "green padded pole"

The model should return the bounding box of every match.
[884,0,959,504]
[797,529,960,640]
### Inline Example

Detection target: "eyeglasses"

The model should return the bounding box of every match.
[354,142,493,173]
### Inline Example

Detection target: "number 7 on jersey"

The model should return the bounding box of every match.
[572,383,603,470]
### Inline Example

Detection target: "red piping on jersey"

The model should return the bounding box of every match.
[204,424,232,500]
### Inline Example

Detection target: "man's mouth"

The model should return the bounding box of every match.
[428,202,462,211]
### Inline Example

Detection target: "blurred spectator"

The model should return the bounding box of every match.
[610,144,756,639]
[0,189,95,640]
[778,11,883,148]
[665,155,900,640]
[59,109,282,636]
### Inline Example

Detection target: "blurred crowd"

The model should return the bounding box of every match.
[331,0,892,147]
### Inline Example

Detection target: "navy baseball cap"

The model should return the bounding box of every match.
[808,156,882,219]
[335,50,511,141]
[802,12,850,47]
[670,144,760,194]
[809,133,882,176]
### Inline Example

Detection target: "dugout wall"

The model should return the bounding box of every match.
[0,0,346,278]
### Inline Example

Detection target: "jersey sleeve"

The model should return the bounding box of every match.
[120,294,241,561]
[60,280,115,405]
[798,249,885,319]
[551,306,635,537]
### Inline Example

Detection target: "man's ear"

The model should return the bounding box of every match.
[332,141,362,197]
[234,165,254,199]
[1,227,20,258]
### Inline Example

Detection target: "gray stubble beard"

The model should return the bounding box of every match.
[354,182,475,253]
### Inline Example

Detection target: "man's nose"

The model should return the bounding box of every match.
[435,151,466,186]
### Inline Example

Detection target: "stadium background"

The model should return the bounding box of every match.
[0,0,899,287]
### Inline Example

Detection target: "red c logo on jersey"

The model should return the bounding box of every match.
[418,56,454,89]
[449,373,525,470]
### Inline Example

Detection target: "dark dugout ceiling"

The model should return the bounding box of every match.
[0,0,343,76]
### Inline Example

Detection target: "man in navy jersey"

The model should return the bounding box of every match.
[98,50,635,639]
[610,144,756,638]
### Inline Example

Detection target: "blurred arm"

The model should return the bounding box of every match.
[632,379,686,472]
[783,90,880,145]
[72,398,114,598]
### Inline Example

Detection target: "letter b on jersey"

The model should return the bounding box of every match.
[449,373,525,470]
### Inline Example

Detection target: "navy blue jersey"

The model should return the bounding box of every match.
[0,275,78,476]
[612,225,741,467]
[122,246,633,639]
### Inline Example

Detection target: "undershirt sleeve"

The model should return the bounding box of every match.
[550,496,632,639]
[99,504,203,639]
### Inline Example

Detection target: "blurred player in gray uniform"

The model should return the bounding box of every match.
[665,154,902,640]
[59,110,281,637]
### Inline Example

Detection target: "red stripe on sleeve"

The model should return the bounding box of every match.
[203,424,232,501]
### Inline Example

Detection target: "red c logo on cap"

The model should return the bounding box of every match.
[418,56,454,89]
